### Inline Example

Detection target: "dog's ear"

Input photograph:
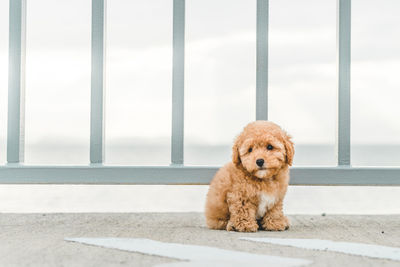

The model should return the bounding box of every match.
[282,131,294,166]
[232,136,241,166]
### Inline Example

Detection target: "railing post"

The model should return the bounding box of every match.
[256,0,269,120]
[337,0,351,166]
[90,0,106,164]
[171,0,185,165]
[7,0,26,164]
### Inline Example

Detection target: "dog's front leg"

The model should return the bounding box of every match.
[226,193,258,232]
[261,200,289,231]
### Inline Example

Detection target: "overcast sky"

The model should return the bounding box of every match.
[0,0,400,164]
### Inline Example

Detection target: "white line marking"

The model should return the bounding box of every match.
[65,237,311,267]
[241,237,400,261]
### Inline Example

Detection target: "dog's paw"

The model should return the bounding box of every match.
[226,220,259,232]
[261,215,290,231]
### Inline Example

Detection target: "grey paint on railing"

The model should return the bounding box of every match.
[337,0,351,166]
[171,0,185,165]
[0,166,399,185]
[256,0,269,120]
[3,0,392,186]
[7,0,26,164]
[90,0,106,164]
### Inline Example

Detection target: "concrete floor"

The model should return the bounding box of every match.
[0,213,399,266]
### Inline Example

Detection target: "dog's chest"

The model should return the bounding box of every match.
[256,193,276,219]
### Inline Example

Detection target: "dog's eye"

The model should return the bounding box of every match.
[267,144,273,150]
[248,147,253,153]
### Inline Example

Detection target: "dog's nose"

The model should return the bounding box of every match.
[256,159,264,167]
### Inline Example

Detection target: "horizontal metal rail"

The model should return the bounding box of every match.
[0,166,399,185]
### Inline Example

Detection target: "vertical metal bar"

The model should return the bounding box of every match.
[337,0,351,166]
[256,0,269,120]
[171,0,185,165]
[90,0,106,164]
[7,0,26,164]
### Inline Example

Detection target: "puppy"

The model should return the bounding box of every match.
[205,121,294,232]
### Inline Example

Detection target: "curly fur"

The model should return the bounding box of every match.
[205,121,294,232]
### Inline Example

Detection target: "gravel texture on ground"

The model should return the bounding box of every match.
[0,213,399,266]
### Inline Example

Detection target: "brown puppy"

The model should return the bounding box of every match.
[205,121,294,232]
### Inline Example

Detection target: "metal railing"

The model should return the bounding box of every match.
[1,0,399,185]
